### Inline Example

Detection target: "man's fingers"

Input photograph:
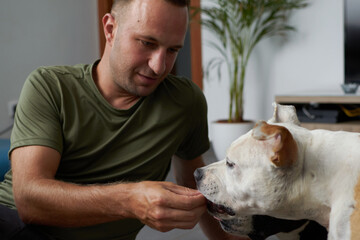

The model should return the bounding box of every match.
[135,181,208,233]
[165,182,202,196]
[161,183,206,210]
[161,204,206,222]
[146,205,206,231]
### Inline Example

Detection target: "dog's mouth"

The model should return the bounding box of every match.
[206,200,236,216]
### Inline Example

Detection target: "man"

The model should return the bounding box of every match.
[0,0,247,239]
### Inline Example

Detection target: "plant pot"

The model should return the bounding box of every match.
[211,120,254,161]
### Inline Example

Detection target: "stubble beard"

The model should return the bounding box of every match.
[113,73,142,97]
[112,71,160,98]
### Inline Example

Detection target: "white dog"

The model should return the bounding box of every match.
[195,103,360,240]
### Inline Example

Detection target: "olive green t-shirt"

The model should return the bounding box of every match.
[0,62,210,240]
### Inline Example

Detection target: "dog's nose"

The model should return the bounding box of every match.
[194,168,204,182]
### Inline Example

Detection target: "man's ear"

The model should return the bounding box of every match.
[252,121,298,168]
[102,13,116,46]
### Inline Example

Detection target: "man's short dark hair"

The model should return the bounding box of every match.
[111,0,190,12]
[164,0,190,7]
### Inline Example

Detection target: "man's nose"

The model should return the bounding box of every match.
[149,50,166,76]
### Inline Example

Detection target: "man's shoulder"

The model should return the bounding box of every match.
[29,63,92,81]
[22,63,95,101]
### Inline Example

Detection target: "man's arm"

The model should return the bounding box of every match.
[11,145,206,231]
[172,155,250,240]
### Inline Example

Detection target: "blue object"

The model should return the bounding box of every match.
[0,139,10,181]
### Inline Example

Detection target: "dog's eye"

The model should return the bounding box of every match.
[226,159,235,168]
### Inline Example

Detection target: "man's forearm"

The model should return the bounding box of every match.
[15,179,136,227]
[15,178,206,232]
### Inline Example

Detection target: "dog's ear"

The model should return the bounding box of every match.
[252,121,298,168]
[268,102,300,126]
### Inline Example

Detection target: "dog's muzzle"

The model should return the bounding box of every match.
[194,168,236,216]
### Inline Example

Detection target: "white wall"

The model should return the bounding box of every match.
[0,0,99,138]
[202,0,344,139]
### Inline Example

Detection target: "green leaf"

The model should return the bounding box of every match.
[194,0,308,122]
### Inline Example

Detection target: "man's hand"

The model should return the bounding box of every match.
[128,181,207,232]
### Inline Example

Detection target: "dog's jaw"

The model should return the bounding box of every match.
[217,216,254,237]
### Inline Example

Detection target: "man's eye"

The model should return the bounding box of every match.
[168,48,179,54]
[140,40,155,47]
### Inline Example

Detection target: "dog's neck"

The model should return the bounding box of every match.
[282,128,360,229]
[267,127,331,227]
[285,169,331,228]
[267,166,330,228]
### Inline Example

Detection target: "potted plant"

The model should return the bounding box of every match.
[193,0,308,160]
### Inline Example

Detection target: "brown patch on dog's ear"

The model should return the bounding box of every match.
[252,121,298,168]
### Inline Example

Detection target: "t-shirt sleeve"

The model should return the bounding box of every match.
[175,83,210,160]
[9,68,63,157]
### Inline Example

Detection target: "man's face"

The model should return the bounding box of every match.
[109,0,188,97]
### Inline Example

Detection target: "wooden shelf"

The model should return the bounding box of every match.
[275,94,360,132]
[275,94,360,104]
[300,121,360,132]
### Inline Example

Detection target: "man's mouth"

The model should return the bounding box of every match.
[138,73,158,82]
[206,200,236,216]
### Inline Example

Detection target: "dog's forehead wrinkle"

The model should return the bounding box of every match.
[228,138,274,170]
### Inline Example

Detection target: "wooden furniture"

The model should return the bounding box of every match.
[275,93,360,132]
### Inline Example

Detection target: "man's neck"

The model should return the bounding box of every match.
[93,59,141,110]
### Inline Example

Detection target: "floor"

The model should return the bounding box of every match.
[136,223,207,240]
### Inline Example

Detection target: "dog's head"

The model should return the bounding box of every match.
[195,103,309,237]
[196,120,300,218]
